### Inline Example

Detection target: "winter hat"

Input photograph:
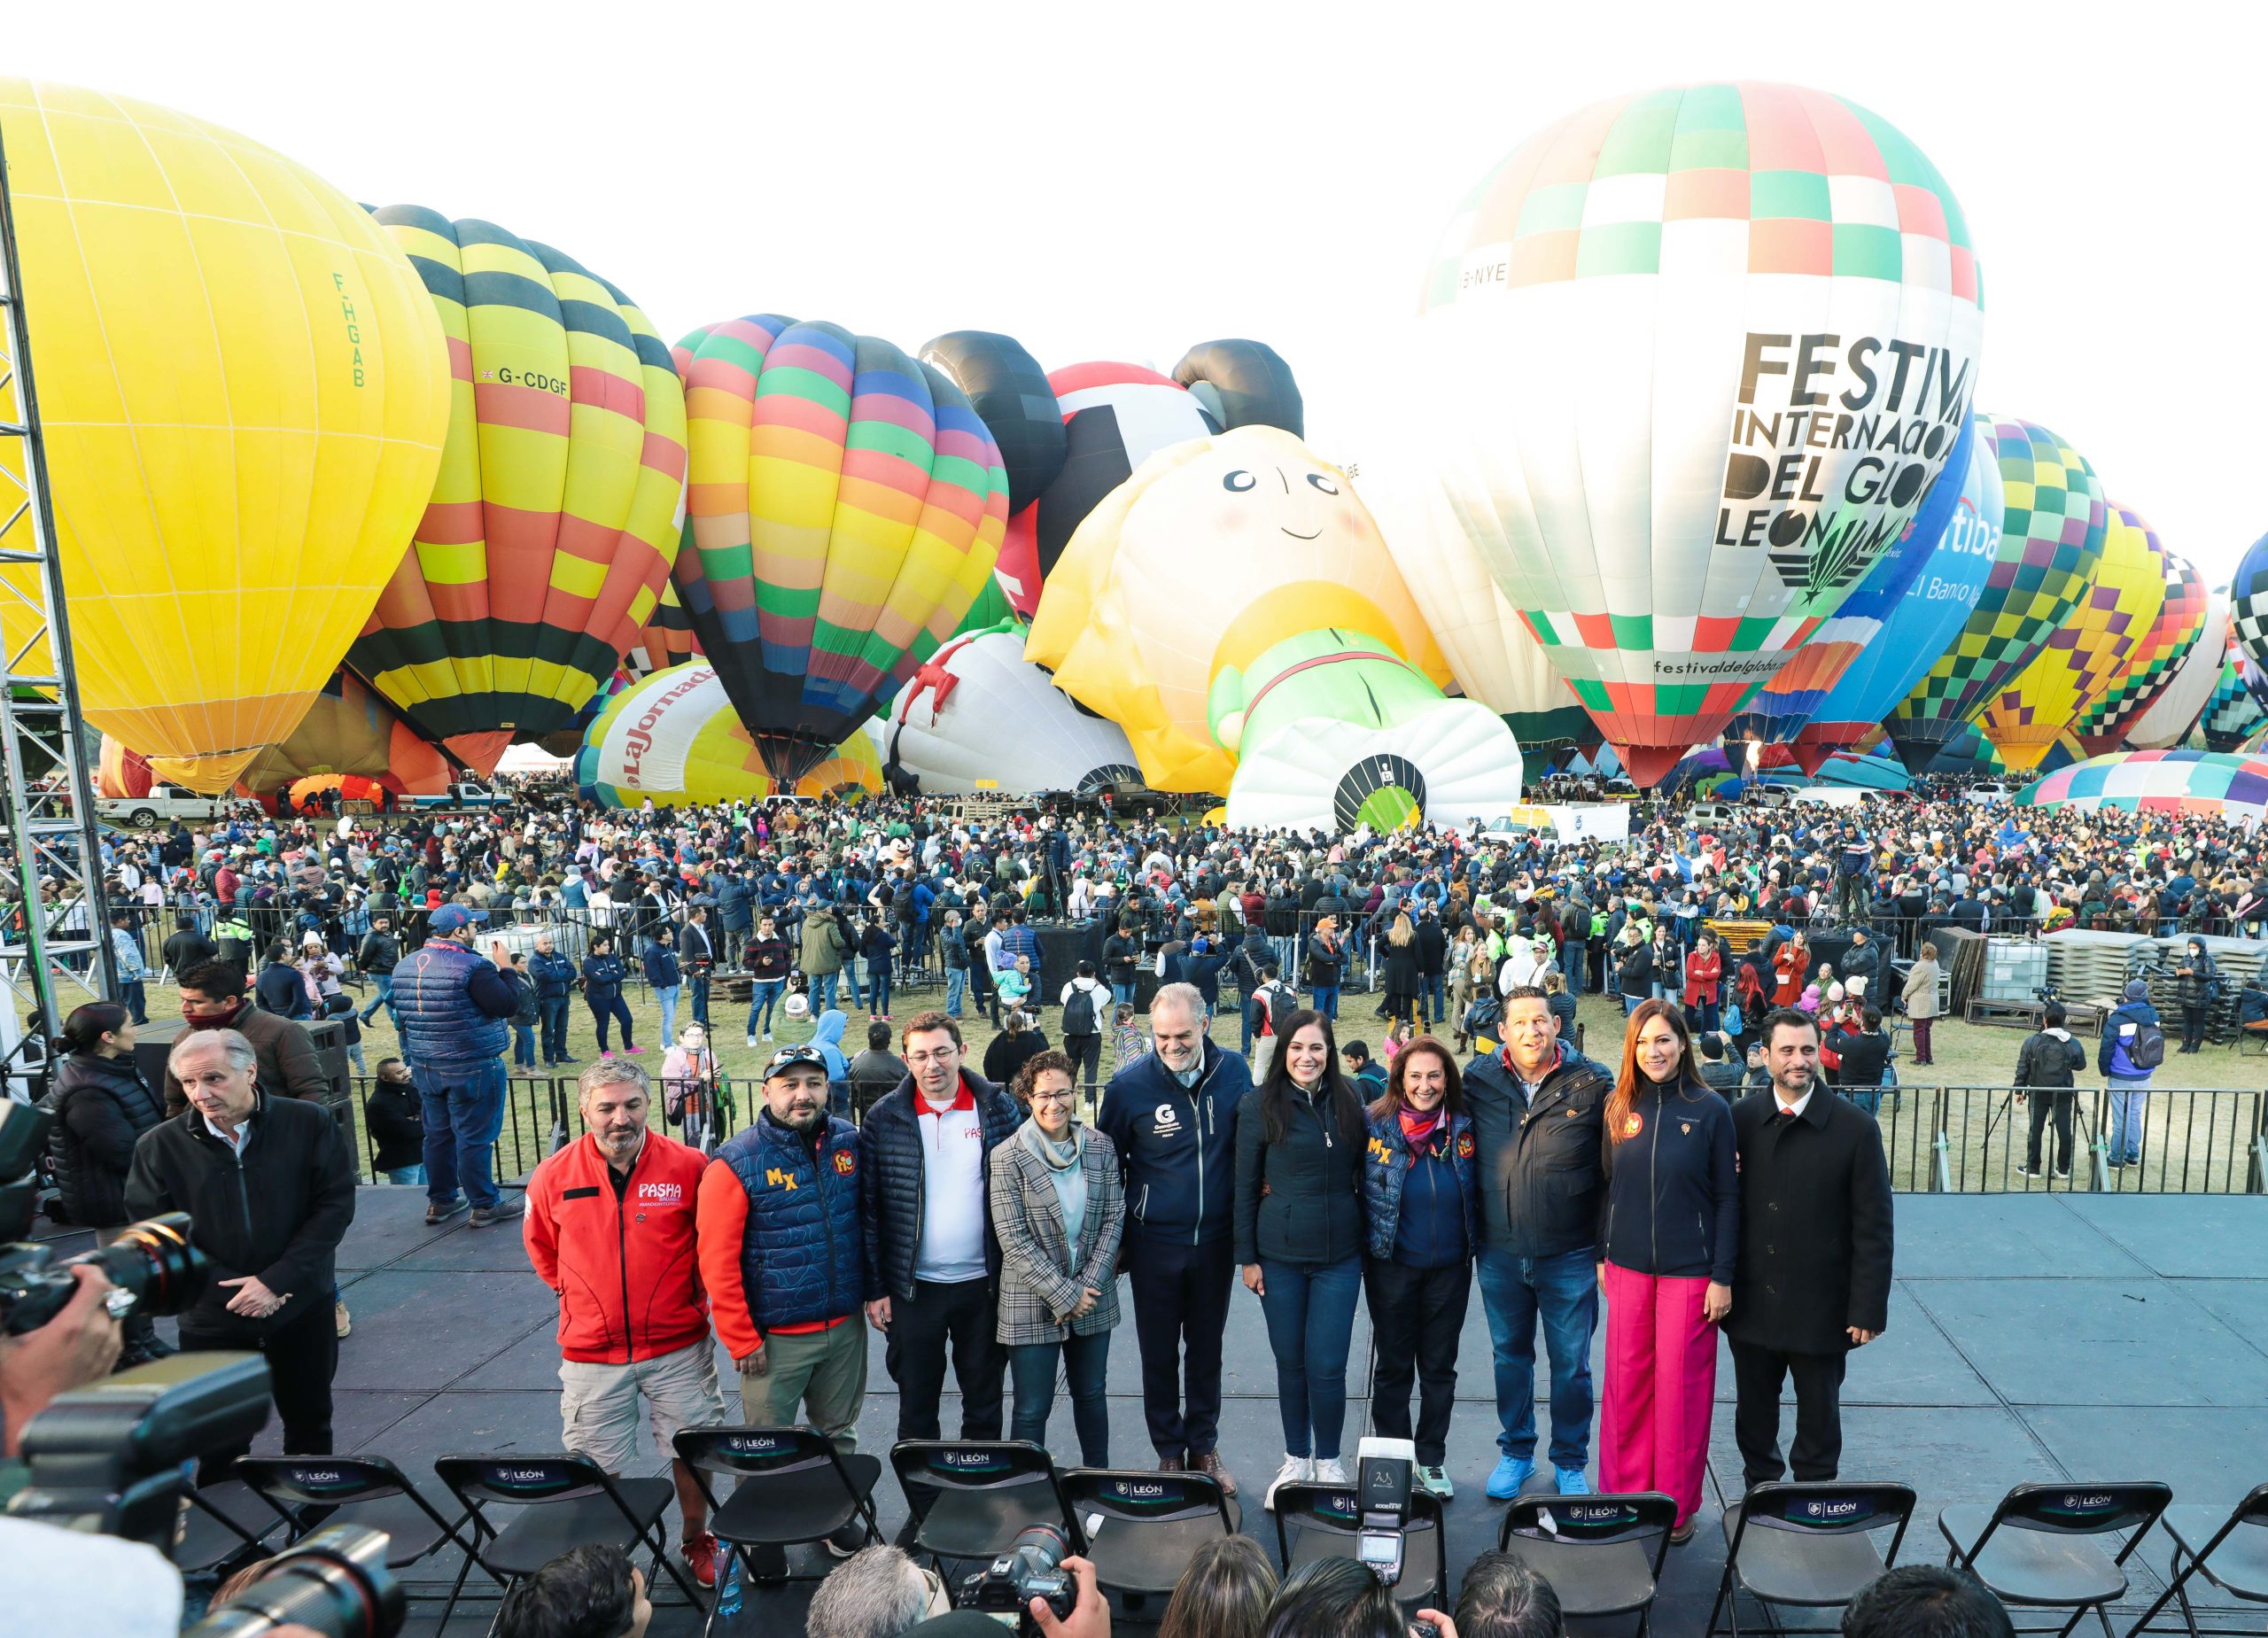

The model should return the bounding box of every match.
[2123,979,2148,1002]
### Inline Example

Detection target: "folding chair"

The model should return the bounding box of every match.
[672,1425,882,1597]
[889,1440,1068,1568]
[433,1451,702,1630]
[1708,1481,1916,1637]
[234,1456,485,1619]
[1058,1467,1239,1600]
[173,1479,291,1576]
[1499,1491,1677,1637]
[1272,1480,1448,1609]
[2128,1481,2268,1636]
[1940,1480,2172,1638]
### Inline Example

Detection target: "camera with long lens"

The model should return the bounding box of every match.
[1352,1435,1418,1588]
[188,1525,404,1638]
[959,1522,1076,1631]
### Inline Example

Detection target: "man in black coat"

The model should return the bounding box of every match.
[127,1028,357,1481]
[1726,1009,1893,1492]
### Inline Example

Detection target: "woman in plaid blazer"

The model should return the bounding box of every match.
[990,1049,1125,1465]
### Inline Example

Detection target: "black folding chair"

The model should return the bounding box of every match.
[433,1452,701,1631]
[889,1440,1068,1568]
[673,1425,882,1600]
[1499,1491,1677,1636]
[173,1479,291,1575]
[235,1456,485,1618]
[1940,1480,2172,1638]
[1271,1480,1447,1609]
[2129,1481,2268,1635]
[1709,1481,1916,1637]
[1059,1467,1239,1600]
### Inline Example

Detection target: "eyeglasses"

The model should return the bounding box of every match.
[765,1044,826,1075]
[1029,1089,1077,1106]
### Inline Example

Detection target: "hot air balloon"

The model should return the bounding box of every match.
[883,625,1142,797]
[233,669,453,802]
[2129,591,2232,749]
[669,316,1009,781]
[1885,419,2109,772]
[2197,640,2268,753]
[344,207,687,777]
[625,579,700,678]
[2228,531,2268,678]
[1725,413,1984,771]
[0,82,449,792]
[1977,499,2166,772]
[573,663,882,807]
[2072,549,2208,755]
[1791,412,2001,763]
[1410,82,1985,786]
[2022,749,2268,822]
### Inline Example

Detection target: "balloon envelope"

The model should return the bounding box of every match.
[2022,749,2268,822]
[2129,591,2231,749]
[0,81,450,791]
[883,625,1142,798]
[2074,550,2208,755]
[574,662,882,807]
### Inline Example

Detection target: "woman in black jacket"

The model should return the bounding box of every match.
[2174,938,2217,1052]
[1234,1009,1367,1509]
[580,935,637,1054]
[46,1001,170,1362]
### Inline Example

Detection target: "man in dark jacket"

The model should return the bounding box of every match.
[1095,981,1251,1493]
[1463,986,1612,1500]
[1727,1009,1894,1491]
[529,932,579,1068]
[127,1028,356,1481]
[392,905,521,1228]
[1415,906,1449,1028]
[354,912,401,1026]
[2098,979,2161,1167]
[858,1011,1020,1440]
[2015,1004,2085,1178]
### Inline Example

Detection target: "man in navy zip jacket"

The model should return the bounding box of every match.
[1095,981,1251,1494]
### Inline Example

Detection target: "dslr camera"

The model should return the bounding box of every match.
[959,1522,1077,1632]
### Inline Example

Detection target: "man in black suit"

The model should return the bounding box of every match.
[1726,1008,1894,1490]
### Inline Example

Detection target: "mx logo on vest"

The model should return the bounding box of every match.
[765,1168,801,1191]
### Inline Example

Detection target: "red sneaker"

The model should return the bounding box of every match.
[681,1530,718,1589]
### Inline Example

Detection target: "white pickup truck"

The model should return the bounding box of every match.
[99,784,231,827]
[408,781,511,811]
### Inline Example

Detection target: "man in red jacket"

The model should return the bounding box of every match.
[524,1058,727,1588]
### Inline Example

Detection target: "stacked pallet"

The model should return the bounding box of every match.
[2043,931,2156,1009]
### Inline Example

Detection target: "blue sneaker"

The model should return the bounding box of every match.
[1486,1455,1534,1500]
[1555,1466,1591,1495]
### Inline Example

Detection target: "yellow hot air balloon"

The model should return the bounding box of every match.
[0,82,449,791]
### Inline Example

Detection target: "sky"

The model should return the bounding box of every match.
[12,1,2266,578]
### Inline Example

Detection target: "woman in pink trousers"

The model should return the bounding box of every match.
[1597,998,1739,1542]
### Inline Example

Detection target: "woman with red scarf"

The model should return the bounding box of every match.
[1359,1036,1477,1502]
[1682,933,1723,1033]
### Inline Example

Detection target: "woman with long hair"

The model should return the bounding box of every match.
[1234,1009,1369,1508]
[1597,999,1738,1541]
[1156,1518,1278,1638]
[1360,1036,1475,1501]
[1381,912,1421,1029]
[1770,930,1809,1010]
[45,1001,169,1365]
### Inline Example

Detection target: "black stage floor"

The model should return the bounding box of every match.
[99,1187,2268,1634]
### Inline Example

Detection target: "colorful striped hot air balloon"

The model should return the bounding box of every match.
[572,663,882,807]
[669,316,1009,781]
[625,579,700,678]
[346,207,687,776]
[1977,499,2166,772]
[2073,548,2208,755]
[0,82,449,792]
[1885,419,2108,772]
[2130,590,2231,749]
[2022,749,2268,823]
[2197,637,2268,753]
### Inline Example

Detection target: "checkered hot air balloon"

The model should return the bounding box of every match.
[2073,548,2208,755]
[2128,590,2232,750]
[1410,82,1985,787]
[2228,532,2268,682]
[669,317,1010,783]
[346,207,688,778]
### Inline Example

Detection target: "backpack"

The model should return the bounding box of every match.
[2125,1018,2166,1071]
[1463,990,1503,1039]
[1063,982,1099,1036]
[1262,982,1299,1037]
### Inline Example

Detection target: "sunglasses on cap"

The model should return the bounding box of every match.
[764,1044,828,1078]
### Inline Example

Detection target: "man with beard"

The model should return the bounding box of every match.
[524,1058,726,1588]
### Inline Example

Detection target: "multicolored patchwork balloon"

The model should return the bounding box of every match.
[670,316,1009,781]
[2130,590,2232,749]
[2198,638,2268,753]
[2022,749,2268,822]
[2227,531,2268,680]
[347,207,687,776]
[1412,82,1984,786]
[2073,547,2208,755]
[1885,419,2108,772]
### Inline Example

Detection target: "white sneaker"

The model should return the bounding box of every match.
[1312,1456,1351,1487]
[746,1035,757,1049]
[763,1032,773,1042]
[1263,1453,1314,1511]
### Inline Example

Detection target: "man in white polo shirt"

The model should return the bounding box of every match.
[858,1010,1021,1440]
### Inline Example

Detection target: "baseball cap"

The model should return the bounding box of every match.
[763,1043,828,1082]
[430,904,490,935]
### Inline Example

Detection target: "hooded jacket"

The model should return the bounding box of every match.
[2099,999,2163,1080]
[809,1009,851,1080]
[2015,1027,2085,1091]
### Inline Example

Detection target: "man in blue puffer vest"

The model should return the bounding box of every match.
[392,904,520,1227]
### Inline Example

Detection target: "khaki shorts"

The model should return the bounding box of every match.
[559,1341,727,1473]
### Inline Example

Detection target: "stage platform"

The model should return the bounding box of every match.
[99,1186,2268,1633]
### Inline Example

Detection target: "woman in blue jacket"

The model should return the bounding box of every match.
[641,927,682,1044]
[1360,1035,1476,1501]
[580,935,638,1055]
[1597,998,1737,1542]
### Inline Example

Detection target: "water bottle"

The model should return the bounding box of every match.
[715,1547,742,1623]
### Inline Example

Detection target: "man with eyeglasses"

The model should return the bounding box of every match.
[859,1010,1021,1440]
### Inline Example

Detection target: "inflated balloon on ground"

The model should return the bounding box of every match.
[574,662,882,807]
[882,624,1142,798]
[2022,749,2268,823]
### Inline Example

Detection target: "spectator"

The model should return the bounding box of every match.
[1305,914,1345,1020]
[1247,961,1301,1083]
[353,910,402,1028]
[2099,978,2162,1168]
[806,1545,944,1638]
[1841,927,1881,1002]
[1096,982,1249,1493]
[522,1058,727,1588]
[529,932,579,1069]
[1829,1006,1892,1116]
[640,925,683,1044]
[1158,1534,1277,1638]
[363,1057,424,1186]
[580,934,638,1058]
[127,1028,355,1482]
[1683,931,1722,1033]
[991,1050,1124,1464]
[849,1020,909,1120]
[2173,936,2216,1052]
[983,1007,1049,1089]
[658,1023,718,1132]
[1842,1564,2013,1638]
[167,958,327,1112]
[1452,1551,1565,1638]
[861,1012,1020,1440]
[255,939,313,1020]
[1059,959,1109,1104]
[859,912,898,1021]
[43,1001,170,1366]
[1340,1039,1387,1095]
[1696,1031,1746,1097]
[162,912,218,978]
[501,949,540,1075]
[941,908,969,1020]
[681,904,716,1028]
[106,912,150,1025]
[394,904,523,1228]
[1260,1555,1405,1638]
[996,952,1033,1014]
[1902,942,1942,1066]
[743,912,793,1044]
[2014,1004,2085,1180]
[494,1542,652,1638]
[801,904,851,1017]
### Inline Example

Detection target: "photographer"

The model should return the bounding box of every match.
[0,1262,121,1471]
[43,1002,171,1364]
[125,1029,357,1481]
[495,1542,652,1638]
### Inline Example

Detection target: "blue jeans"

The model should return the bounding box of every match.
[2108,1077,2151,1163]
[1009,1330,1112,1466]
[1562,943,1585,998]
[1254,1255,1363,1461]
[1312,983,1340,1021]
[511,1021,536,1070]
[690,973,710,1026]
[385,1164,427,1186]
[747,978,785,1036]
[416,1060,507,1211]
[944,967,967,1018]
[655,984,680,1043]
[359,973,397,1025]
[1110,979,1135,1009]
[589,996,634,1052]
[120,978,149,1024]
[1475,1244,1597,1468]
[1421,974,1445,1026]
[538,996,571,1062]
[866,970,891,1016]
[814,970,840,1014]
